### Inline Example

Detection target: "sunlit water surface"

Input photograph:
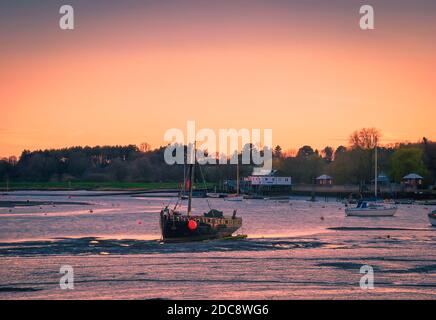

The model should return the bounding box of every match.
[0,191,434,299]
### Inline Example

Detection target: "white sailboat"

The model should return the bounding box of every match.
[345,144,397,217]
[428,210,436,226]
[206,192,222,198]
[226,162,244,202]
[206,186,225,198]
[345,201,397,217]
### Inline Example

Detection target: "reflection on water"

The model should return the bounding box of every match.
[0,191,435,299]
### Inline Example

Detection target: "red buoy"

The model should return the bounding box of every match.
[187,220,197,231]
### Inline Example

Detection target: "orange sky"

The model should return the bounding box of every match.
[1,1,435,157]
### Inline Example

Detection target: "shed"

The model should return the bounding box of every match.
[402,173,424,186]
[316,174,333,185]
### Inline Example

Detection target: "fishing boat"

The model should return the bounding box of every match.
[345,144,397,217]
[160,151,243,242]
[429,210,436,227]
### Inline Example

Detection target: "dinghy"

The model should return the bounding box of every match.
[428,210,436,227]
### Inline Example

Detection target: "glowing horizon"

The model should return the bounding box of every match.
[1,0,435,158]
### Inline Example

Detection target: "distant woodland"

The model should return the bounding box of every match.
[1,129,435,186]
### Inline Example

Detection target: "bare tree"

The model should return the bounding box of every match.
[139,142,151,153]
[349,128,381,149]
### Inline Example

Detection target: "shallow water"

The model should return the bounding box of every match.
[0,191,435,299]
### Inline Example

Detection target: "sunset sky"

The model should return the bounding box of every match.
[1,0,435,157]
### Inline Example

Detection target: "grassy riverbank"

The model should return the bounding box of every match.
[0,181,182,191]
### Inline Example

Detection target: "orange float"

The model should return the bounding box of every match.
[187,220,197,230]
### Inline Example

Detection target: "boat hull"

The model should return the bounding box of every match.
[429,213,436,227]
[206,193,225,198]
[225,196,244,202]
[345,207,397,217]
[160,214,242,242]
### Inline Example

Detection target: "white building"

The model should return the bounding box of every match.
[248,176,292,186]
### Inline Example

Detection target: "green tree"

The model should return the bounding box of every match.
[389,148,428,182]
[329,148,371,185]
[334,145,347,158]
[297,145,314,158]
[423,137,436,183]
[321,146,334,162]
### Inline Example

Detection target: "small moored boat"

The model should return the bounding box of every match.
[345,143,397,217]
[206,187,226,198]
[225,194,244,202]
[345,200,397,217]
[429,210,436,227]
[225,162,244,202]
[206,192,224,198]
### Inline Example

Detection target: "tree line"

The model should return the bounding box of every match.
[273,129,435,186]
[0,128,435,186]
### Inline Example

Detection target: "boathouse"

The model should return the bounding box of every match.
[402,173,424,187]
[315,174,332,185]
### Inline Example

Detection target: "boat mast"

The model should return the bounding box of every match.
[236,162,240,195]
[183,162,186,195]
[374,144,378,198]
[187,143,196,216]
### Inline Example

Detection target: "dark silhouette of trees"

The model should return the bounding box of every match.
[297,145,315,158]
[274,145,282,158]
[423,137,436,183]
[0,131,435,186]
[334,146,347,158]
[321,146,334,162]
